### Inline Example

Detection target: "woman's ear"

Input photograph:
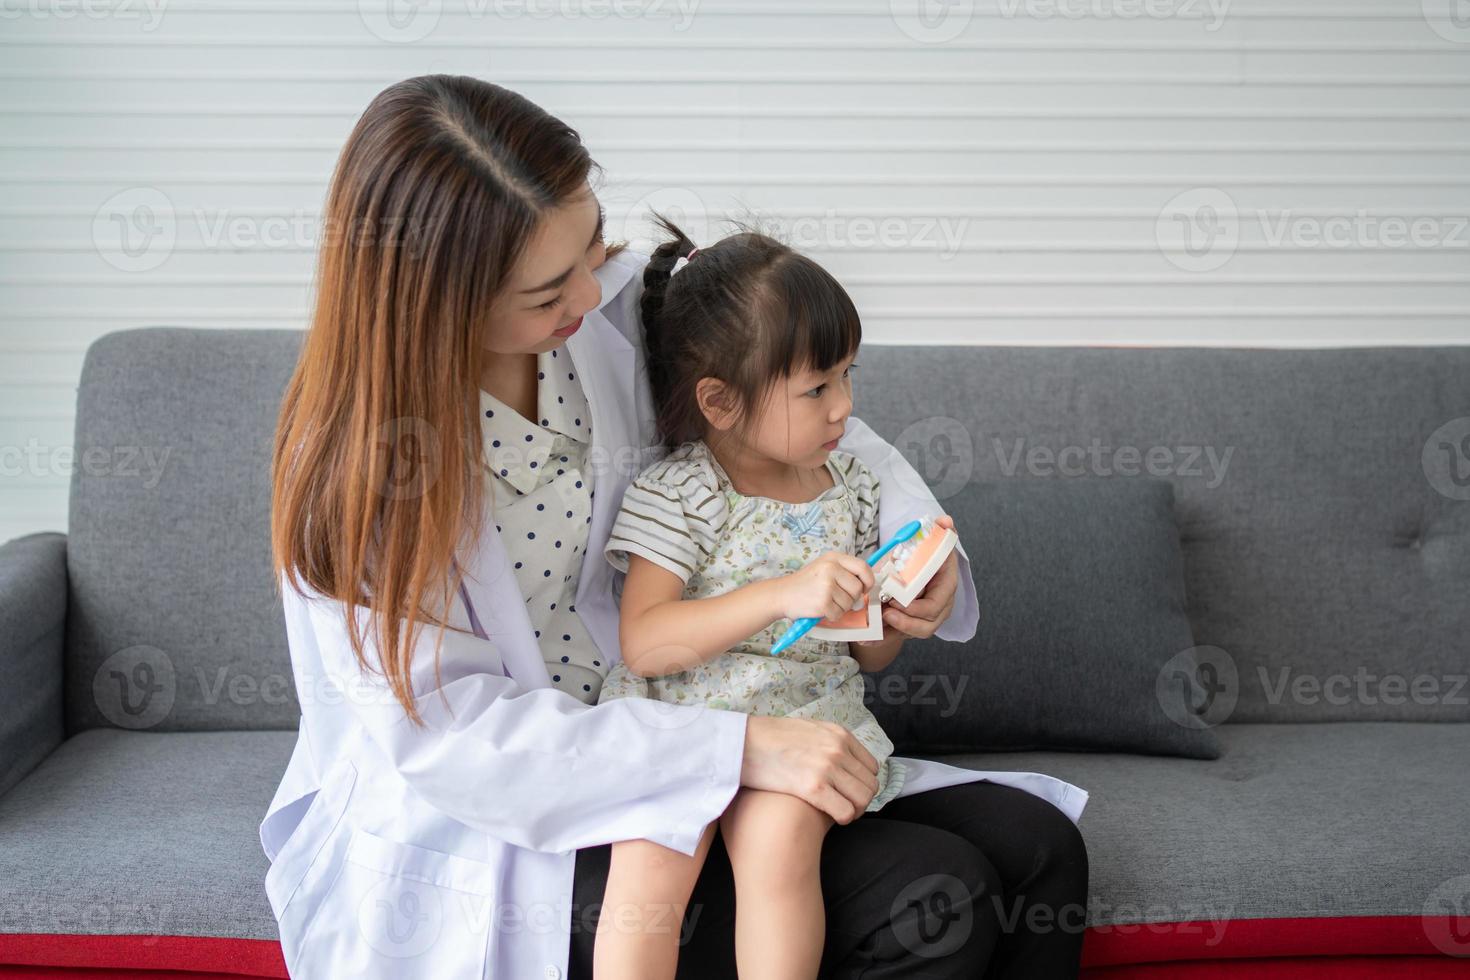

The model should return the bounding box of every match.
[696,377,739,432]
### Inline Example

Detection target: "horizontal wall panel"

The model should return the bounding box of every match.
[2,0,1467,536]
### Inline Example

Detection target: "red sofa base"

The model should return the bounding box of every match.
[2,916,1467,977]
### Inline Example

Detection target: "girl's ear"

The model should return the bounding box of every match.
[696,377,739,432]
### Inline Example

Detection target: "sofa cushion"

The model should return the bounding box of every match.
[2,724,1465,972]
[939,721,1470,932]
[872,475,1218,758]
[0,728,293,942]
[6,724,1464,939]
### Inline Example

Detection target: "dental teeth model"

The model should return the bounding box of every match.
[875,516,959,609]
[787,515,962,648]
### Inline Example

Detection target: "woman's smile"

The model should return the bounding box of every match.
[552,315,584,339]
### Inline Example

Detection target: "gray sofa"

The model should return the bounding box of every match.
[2,327,1467,977]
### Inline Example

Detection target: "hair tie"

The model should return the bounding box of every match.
[669,246,700,278]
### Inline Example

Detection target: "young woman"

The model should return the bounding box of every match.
[261,74,1089,980]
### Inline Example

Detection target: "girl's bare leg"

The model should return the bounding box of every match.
[593,822,717,980]
[718,788,835,980]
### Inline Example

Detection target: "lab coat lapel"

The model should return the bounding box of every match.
[454,488,553,690]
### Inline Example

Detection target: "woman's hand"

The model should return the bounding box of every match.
[779,550,877,623]
[881,514,960,639]
[740,715,879,824]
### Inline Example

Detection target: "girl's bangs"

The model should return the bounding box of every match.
[766,258,863,379]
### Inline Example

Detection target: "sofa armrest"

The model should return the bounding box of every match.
[0,532,67,796]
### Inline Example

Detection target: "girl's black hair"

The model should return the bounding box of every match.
[639,212,862,451]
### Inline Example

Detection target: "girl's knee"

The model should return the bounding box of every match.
[720,791,830,877]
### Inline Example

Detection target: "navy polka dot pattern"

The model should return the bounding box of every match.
[477,348,604,704]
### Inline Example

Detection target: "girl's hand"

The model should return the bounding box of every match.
[881,515,960,639]
[740,715,878,823]
[780,551,877,623]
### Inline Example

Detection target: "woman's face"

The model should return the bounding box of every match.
[485,185,607,355]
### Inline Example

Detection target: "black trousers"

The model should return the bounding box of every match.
[567,781,1088,979]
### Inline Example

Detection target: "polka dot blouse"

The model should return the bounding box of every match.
[479,347,607,705]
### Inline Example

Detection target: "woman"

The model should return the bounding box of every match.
[261,74,1089,979]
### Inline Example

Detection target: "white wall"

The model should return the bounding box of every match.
[3,0,1469,539]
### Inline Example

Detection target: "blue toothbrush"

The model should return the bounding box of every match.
[768,519,924,656]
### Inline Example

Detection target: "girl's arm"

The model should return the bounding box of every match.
[618,554,786,677]
[619,550,878,678]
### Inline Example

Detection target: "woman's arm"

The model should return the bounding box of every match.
[285,577,881,852]
[837,419,978,642]
[849,634,905,673]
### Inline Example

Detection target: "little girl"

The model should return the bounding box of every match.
[593,216,915,980]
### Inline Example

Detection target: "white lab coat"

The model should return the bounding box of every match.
[259,248,1088,980]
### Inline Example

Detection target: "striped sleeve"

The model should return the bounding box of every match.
[604,452,728,584]
[833,451,882,557]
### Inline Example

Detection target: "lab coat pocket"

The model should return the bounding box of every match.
[295,828,502,979]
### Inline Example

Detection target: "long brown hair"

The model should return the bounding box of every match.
[272,75,613,725]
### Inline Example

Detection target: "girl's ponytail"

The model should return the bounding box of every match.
[639,212,698,408]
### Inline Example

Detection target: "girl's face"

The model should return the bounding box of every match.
[484,185,607,355]
[740,351,858,468]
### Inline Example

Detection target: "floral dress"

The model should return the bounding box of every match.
[600,439,906,812]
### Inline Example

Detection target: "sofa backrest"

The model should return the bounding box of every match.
[63,329,1470,732]
[67,328,303,733]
